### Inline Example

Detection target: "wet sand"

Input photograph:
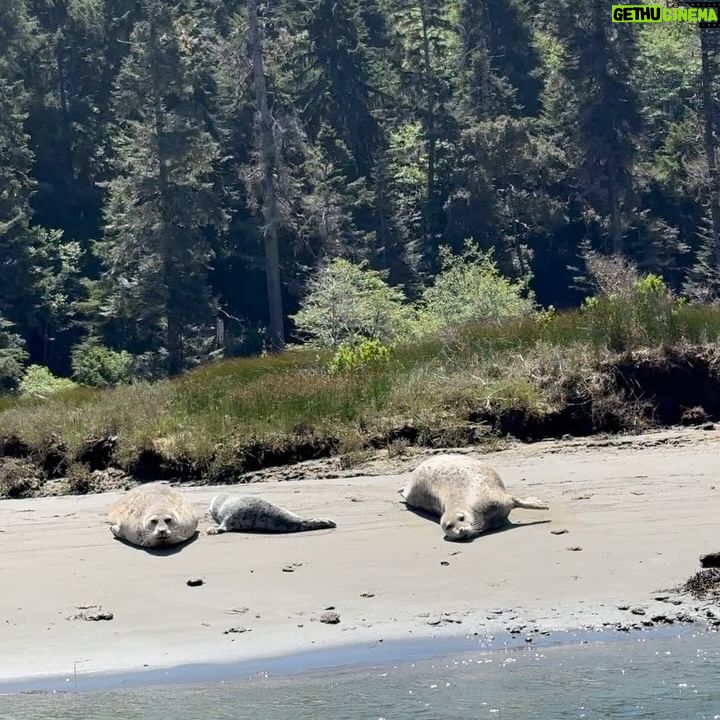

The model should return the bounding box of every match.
[1,428,718,684]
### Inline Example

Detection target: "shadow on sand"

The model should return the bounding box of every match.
[402,504,552,542]
[112,530,200,556]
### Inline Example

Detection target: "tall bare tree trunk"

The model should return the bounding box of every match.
[419,0,436,247]
[700,28,720,270]
[148,3,182,375]
[247,0,285,350]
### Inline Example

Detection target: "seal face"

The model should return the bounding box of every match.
[399,453,549,542]
[107,483,198,548]
[207,494,337,534]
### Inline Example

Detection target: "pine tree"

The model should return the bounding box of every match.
[98,0,226,375]
[547,0,642,254]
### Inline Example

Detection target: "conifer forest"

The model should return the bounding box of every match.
[1,0,719,385]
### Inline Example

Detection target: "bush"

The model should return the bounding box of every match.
[581,263,682,351]
[291,257,412,348]
[414,242,535,335]
[71,338,133,387]
[328,339,392,375]
[0,317,28,392]
[19,365,77,397]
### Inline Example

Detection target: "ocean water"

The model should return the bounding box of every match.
[2,629,719,720]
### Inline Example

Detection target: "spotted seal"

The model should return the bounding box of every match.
[207,494,337,534]
[107,483,198,548]
[399,453,549,541]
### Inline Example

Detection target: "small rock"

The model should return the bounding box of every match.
[440,561,450,567]
[551,528,568,535]
[654,595,670,602]
[700,552,720,569]
[426,616,442,626]
[651,614,673,624]
[324,605,336,611]
[68,605,114,622]
[566,546,583,552]
[524,636,533,643]
[617,604,630,611]
[223,627,251,635]
[702,422,715,431]
[186,578,204,587]
[360,592,375,598]
[573,494,592,501]
[320,611,341,625]
[630,607,646,616]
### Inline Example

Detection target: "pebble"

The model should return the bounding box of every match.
[186,578,204,587]
[320,611,341,625]
[550,528,569,535]
[566,546,583,552]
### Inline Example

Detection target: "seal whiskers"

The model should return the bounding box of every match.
[107,483,198,548]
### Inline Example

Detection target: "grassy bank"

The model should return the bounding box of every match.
[2,301,720,496]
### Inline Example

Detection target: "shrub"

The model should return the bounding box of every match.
[0,317,28,392]
[414,241,535,335]
[71,338,132,387]
[291,257,412,348]
[581,262,682,350]
[19,365,77,397]
[328,339,392,375]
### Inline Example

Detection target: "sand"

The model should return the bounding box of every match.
[1,427,719,684]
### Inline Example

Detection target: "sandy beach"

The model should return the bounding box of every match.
[1,427,719,686]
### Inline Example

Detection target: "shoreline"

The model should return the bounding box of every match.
[1,427,719,693]
[0,622,702,695]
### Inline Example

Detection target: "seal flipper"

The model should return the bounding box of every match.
[110,523,123,539]
[299,518,336,531]
[207,522,228,535]
[510,496,549,510]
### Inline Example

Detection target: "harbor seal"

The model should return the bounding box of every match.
[107,483,198,548]
[399,453,549,542]
[207,494,337,534]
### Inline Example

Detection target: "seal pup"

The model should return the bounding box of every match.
[399,453,549,542]
[107,483,198,548]
[207,494,337,534]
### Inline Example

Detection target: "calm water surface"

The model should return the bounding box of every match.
[3,631,719,720]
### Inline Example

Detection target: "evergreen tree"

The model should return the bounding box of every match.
[97,0,226,375]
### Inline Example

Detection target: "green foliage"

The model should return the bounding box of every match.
[290,258,413,347]
[581,269,684,351]
[19,365,78,397]
[71,338,132,387]
[0,317,28,392]
[327,338,391,375]
[414,242,535,334]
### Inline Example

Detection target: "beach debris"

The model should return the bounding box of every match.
[426,613,462,627]
[566,546,583,552]
[320,611,341,625]
[223,626,252,635]
[68,604,113,622]
[651,614,673,624]
[186,577,204,587]
[360,592,375,598]
[700,551,720,569]
[679,568,720,599]
[440,561,450,566]
[225,607,250,615]
[573,494,592,501]
[282,562,303,573]
[550,528,568,535]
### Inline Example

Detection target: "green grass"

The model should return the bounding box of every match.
[2,301,720,482]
